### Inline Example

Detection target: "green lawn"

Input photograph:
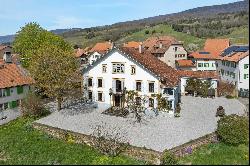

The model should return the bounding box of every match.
[1,118,249,165]
[0,118,144,165]
[179,143,249,165]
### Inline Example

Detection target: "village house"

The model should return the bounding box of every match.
[82,46,181,113]
[217,45,249,92]
[142,36,188,68]
[123,41,141,49]
[87,41,114,65]
[0,45,12,60]
[0,56,33,110]
[82,45,220,114]
[189,39,230,71]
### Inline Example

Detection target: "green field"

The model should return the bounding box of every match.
[1,118,248,165]
[117,24,205,49]
[222,26,249,45]
[0,118,143,165]
[179,143,249,165]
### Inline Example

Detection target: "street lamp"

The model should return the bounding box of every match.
[109,88,113,107]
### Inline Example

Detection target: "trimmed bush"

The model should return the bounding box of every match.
[217,114,249,145]
[161,150,178,165]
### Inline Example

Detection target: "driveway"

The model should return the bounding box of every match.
[36,96,245,152]
[0,108,21,126]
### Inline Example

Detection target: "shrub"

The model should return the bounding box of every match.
[217,114,249,145]
[216,106,225,117]
[161,150,178,165]
[145,30,150,34]
[21,91,50,118]
[225,95,235,99]
[91,122,128,156]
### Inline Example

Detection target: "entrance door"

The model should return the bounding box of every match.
[116,80,122,92]
[114,95,121,107]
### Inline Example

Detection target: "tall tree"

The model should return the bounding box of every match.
[29,43,79,110]
[14,23,79,110]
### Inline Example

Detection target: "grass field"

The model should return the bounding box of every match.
[223,26,249,45]
[0,118,143,165]
[117,24,205,49]
[179,143,249,165]
[1,118,248,165]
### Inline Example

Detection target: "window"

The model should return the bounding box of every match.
[17,86,23,94]
[198,63,203,67]
[149,98,154,107]
[175,54,177,58]
[98,92,104,101]
[135,97,141,105]
[244,64,249,69]
[97,78,103,88]
[174,47,178,52]
[204,63,209,67]
[4,103,8,110]
[221,69,224,75]
[163,88,173,95]
[88,78,93,87]
[0,89,3,98]
[149,82,154,93]
[244,74,249,80]
[131,65,136,75]
[168,101,173,109]
[102,64,107,73]
[226,61,230,67]
[226,71,230,76]
[112,63,125,74]
[231,62,236,68]
[222,61,225,66]
[136,81,142,91]
[88,91,93,101]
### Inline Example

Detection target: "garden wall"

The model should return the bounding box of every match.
[32,122,218,164]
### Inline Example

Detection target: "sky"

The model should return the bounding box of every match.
[0,0,242,36]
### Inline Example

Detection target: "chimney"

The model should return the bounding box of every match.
[3,52,12,63]
[139,42,143,54]
[159,42,163,49]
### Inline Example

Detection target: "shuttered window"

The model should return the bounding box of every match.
[17,86,23,94]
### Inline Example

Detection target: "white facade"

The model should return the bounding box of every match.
[0,85,30,110]
[83,49,179,111]
[196,60,217,71]
[217,55,249,90]
[88,52,102,65]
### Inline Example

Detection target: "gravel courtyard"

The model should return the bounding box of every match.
[36,96,245,152]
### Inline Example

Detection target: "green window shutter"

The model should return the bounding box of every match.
[244,64,249,69]
[12,101,17,108]
[17,86,24,94]
[6,88,11,96]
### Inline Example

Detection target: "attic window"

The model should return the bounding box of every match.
[131,65,136,75]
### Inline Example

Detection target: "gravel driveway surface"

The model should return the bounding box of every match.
[36,96,245,152]
[0,108,21,126]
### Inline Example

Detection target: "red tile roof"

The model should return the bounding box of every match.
[204,39,230,56]
[75,48,87,58]
[89,42,112,53]
[120,47,180,87]
[143,36,177,54]
[178,70,219,79]
[189,39,230,60]
[176,59,195,67]
[123,41,141,48]
[0,63,34,89]
[218,51,249,62]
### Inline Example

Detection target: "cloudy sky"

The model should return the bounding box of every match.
[0,0,241,36]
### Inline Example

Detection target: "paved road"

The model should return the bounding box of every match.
[0,108,21,126]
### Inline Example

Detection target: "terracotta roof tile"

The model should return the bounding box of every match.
[218,51,249,62]
[176,59,195,67]
[178,70,219,79]
[120,47,180,87]
[0,63,34,89]
[75,48,87,58]
[204,39,230,56]
[123,41,141,48]
[89,42,112,53]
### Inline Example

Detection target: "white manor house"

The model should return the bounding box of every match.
[82,46,219,113]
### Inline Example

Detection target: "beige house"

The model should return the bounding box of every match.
[142,36,187,68]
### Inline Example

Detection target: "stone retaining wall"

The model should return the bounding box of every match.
[169,132,218,157]
[32,122,218,164]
